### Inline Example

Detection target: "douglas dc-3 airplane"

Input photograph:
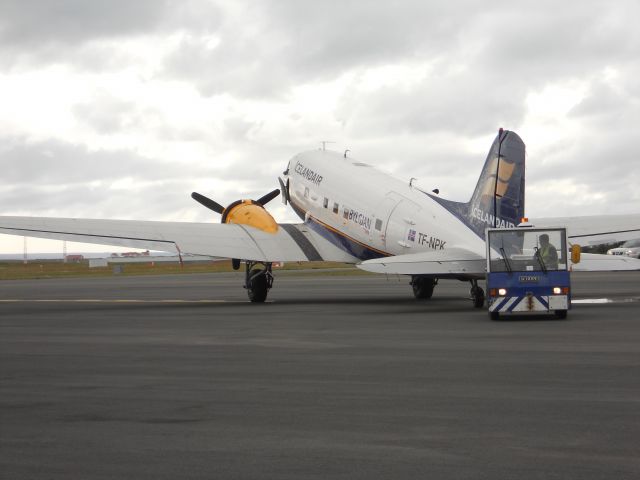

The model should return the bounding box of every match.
[1,129,639,305]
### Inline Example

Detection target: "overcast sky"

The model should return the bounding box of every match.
[1,0,639,253]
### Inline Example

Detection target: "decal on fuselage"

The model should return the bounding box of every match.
[471,207,516,228]
[408,229,446,249]
[417,232,446,250]
[346,208,371,231]
[294,161,323,186]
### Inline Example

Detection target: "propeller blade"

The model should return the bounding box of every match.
[278,177,289,205]
[191,192,225,214]
[257,189,280,206]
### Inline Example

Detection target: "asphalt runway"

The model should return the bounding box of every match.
[1,271,639,479]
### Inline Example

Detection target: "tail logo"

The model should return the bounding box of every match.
[479,157,516,200]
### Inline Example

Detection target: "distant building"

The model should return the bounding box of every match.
[65,254,84,263]
[89,258,108,268]
[121,250,151,257]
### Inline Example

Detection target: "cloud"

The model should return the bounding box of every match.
[0,137,168,184]
[0,0,166,46]
[0,135,294,222]
[0,0,222,70]
[161,0,487,97]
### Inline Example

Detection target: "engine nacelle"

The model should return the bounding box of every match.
[221,200,279,234]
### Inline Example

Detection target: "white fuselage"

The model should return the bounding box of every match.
[285,149,487,262]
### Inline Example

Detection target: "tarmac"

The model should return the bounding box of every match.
[1,271,639,479]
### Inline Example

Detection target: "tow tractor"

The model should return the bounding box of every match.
[485,226,581,320]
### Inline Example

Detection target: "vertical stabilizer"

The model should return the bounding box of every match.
[428,130,526,238]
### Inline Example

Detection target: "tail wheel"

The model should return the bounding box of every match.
[411,276,436,299]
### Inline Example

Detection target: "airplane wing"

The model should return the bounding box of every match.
[356,247,486,278]
[357,246,640,277]
[530,214,640,245]
[0,216,356,263]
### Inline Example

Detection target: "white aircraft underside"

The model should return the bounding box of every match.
[1,130,639,303]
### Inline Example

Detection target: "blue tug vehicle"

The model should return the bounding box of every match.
[485,226,580,320]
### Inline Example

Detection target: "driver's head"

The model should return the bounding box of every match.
[540,234,549,245]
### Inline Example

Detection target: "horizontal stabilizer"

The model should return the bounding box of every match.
[572,253,640,271]
[530,214,640,245]
[357,248,485,276]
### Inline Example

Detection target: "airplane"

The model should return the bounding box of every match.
[1,129,639,306]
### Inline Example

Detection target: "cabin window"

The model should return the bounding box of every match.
[343,207,349,219]
[304,187,309,198]
[323,197,329,209]
[333,202,339,214]
[375,218,383,231]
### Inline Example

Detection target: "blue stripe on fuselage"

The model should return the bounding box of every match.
[306,217,388,261]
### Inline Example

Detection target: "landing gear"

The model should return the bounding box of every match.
[411,276,437,299]
[244,261,273,303]
[470,279,485,308]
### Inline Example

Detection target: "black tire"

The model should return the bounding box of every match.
[489,311,500,321]
[471,286,485,308]
[411,276,435,299]
[555,309,568,319]
[247,269,268,303]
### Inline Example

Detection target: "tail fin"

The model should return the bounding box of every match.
[429,130,525,238]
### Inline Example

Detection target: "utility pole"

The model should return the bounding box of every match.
[63,240,67,263]
[23,236,27,264]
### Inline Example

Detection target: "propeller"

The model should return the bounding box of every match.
[191,192,225,214]
[256,189,280,206]
[191,189,280,215]
[191,188,281,270]
[278,177,290,205]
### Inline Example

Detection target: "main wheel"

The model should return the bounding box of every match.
[489,311,500,321]
[471,286,485,308]
[247,269,268,303]
[411,276,436,299]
